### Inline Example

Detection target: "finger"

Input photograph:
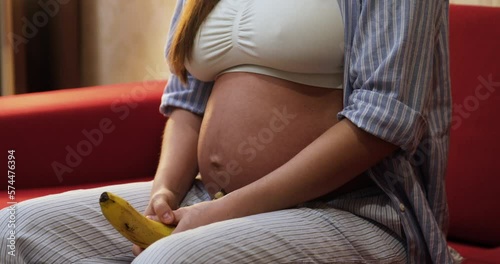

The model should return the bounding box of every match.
[146,214,161,222]
[171,208,186,226]
[151,196,174,224]
[132,244,144,256]
[170,210,189,235]
[143,204,155,216]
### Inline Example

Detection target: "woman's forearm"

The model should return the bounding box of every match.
[218,119,398,217]
[152,108,202,206]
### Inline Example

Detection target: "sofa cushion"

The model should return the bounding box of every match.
[446,5,500,247]
[448,242,500,264]
[0,177,153,208]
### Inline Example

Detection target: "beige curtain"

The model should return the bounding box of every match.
[82,0,500,88]
[1,0,15,95]
[80,0,175,87]
[3,0,499,94]
[450,0,500,6]
[1,0,80,95]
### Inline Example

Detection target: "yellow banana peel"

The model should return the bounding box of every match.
[99,192,175,248]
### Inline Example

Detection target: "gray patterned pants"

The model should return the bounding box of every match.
[0,180,407,263]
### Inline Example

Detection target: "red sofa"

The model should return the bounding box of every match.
[445,4,500,264]
[0,4,498,263]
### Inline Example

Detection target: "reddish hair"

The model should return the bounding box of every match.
[168,0,220,84]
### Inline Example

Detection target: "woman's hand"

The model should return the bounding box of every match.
[132,187,180,256]
[171,198,234,234]
[145,187,180,223]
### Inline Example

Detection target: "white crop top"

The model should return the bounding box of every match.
[185,0,345,89]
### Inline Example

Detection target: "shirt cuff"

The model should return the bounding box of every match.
[159,75,213,117]
[337,89,427,152]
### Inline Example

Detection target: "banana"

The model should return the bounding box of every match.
[99,192,175,248]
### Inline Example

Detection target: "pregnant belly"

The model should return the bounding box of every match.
[198,73,344,196]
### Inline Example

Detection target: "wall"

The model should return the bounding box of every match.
[80,0,499,87]
[80,0,175,87]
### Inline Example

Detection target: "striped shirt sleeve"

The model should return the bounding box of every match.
[338,1,441,153]
[159,0,214,117]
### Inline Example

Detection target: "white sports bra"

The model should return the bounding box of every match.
[185,0,345,89]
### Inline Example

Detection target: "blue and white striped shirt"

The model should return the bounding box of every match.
[160,1,454,263]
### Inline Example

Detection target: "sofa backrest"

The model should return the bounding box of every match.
[0,81,166,189]
[446,4,500,247]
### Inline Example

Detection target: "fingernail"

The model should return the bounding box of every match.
[146,215,154,220]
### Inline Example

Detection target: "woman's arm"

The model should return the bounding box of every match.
[219,119,397,217]
[150,108,202,210]
[133,109,202,256]
[171,119,397,232]
[150,0,214,221]
[152,0,211,213]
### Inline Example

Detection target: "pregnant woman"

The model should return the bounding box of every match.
[0,0,460,263]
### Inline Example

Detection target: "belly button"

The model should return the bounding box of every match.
[209,154,223,170]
